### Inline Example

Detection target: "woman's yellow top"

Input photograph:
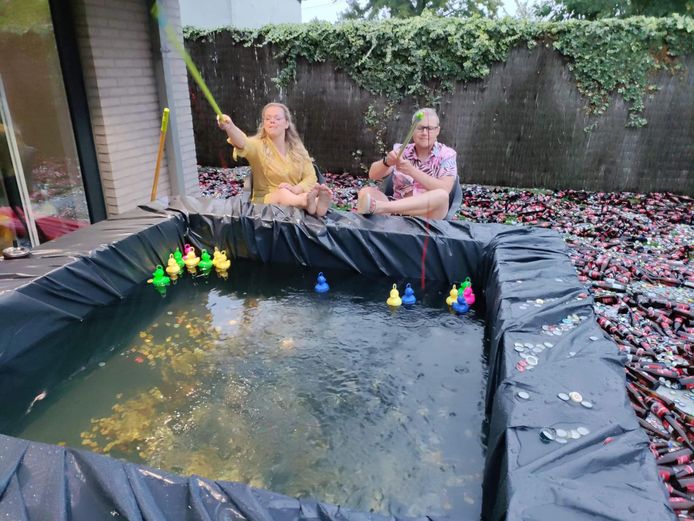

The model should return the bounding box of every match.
[231,135,317,204]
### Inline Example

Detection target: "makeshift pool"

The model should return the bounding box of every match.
[0,197,674,521]
[10,262,487,519]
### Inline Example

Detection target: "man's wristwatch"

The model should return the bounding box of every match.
[382,157,391,167]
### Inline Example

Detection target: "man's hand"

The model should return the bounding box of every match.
[217,114,232,131]
[395,157,417,177]
[384,150,399,168]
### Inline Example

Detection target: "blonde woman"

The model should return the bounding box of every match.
[217,102,332,217]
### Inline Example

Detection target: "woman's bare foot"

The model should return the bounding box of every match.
[315,184,333,217]
[305,185,319,215]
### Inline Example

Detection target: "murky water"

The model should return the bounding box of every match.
[11,261,487,519]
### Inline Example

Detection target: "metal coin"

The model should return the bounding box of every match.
[555,428,568,438]
[540,428,556,442]
[569,391,583,402]
[589,336,599,341]
[519,352,529,359]
[553,330,563,336]
[580,400,593,409]
[555,437,568,444]
[517,391,530,400]
[536,299,544,305]
[524,342,534,348]
[526,355,538,366]
[544,342,554,348]
[514,346,525,352]
[577,427,590,436]
[514,342,523,348]
[569,430,581,439]
[558,393,570,401]
[532,347,542,354]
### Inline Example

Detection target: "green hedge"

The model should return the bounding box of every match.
[185,14,694,128]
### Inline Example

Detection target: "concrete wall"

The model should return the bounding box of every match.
[179,0,301,30]
[72,0,198,217]
[187,34,694,195]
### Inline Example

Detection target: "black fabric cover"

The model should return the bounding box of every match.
[0,197,673,520]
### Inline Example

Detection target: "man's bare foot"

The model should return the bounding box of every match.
[305,185,319,215]
[315,184,333,217]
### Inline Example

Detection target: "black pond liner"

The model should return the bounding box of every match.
[0,196,673,521]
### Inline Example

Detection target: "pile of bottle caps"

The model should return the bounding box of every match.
[458,186,693,517]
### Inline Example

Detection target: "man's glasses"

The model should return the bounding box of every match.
[415,125,439,132]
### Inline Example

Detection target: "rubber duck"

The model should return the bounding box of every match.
[214,250,231,271]
[452,294,469,314]
[314,272,329,293]
[149,265,170,287]
[173,248,185,271]
[387,284,402,307]
[212,247,223,266]
[183,249,200,272]
[460,277,472,291]
[198,250,213,271]
[402,283,416,306]
[463,286,476,306]
[165,254,181,278]
[446,284,458,306]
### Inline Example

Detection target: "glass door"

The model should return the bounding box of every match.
[0,0,90,247]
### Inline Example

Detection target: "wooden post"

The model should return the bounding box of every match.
[150,107,170,201]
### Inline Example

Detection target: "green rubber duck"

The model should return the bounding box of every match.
[199,249,213,271]
[173,248,185,271]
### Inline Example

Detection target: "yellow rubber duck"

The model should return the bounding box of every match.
[165,254,181,277]
[212,247,223,265]
[183,249,200,271]
[446,284,458,306]
[214,250,231,271]
[386,284,402,307]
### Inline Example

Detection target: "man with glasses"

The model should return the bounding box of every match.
[356,108,456,220]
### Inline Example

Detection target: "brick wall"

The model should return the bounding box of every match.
[72,0,198,217]
[161,0,198,196]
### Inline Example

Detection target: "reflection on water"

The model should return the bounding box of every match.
[16,265,487,519]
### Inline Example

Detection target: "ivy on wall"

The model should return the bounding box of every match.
[185,14,693,129]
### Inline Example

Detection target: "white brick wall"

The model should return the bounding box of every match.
[160,0,199,196]
[72,0,198,216]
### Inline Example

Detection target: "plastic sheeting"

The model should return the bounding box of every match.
[0,197,673,520]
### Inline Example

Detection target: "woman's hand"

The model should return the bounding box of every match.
[278,183,302,194]
[217,114,232,131]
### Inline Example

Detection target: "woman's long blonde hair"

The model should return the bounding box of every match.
[254,102,311,164]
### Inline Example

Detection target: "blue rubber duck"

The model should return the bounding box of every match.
[452,294,470,314]
[314,272,330,293]
[402,283,416,306]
